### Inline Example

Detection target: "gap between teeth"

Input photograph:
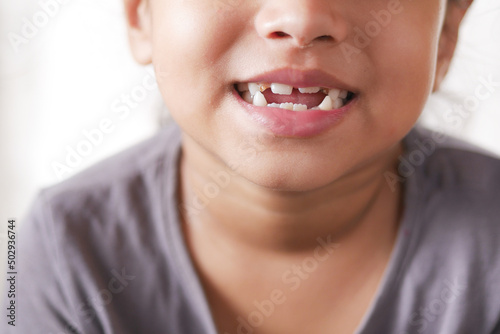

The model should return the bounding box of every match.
[240,82,350,111]
[252,92,343,111]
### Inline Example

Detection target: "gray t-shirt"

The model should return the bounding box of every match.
[2,123,500,334]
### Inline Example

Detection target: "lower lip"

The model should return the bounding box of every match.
[233,89,355,138]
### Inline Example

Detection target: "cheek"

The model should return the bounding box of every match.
[363,15,440,134]
[151,2,241,79]
[150,2,243,126]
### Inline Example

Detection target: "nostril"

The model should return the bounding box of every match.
[316,35,334,42]
[270,31,290,38]
[267,31,334,46]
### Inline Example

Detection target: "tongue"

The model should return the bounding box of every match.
[262,89,326,109]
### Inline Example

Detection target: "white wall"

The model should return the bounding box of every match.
[420,0,500,154]
[1,0,163,221]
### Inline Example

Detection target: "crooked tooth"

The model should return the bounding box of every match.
[318,96,333,111]
[253,91,268,107]
[237,83,249,92]
[339,90,348,99]
[298,87,321,94]
[249,83,260,97]
[243,91,252,103]
[279,102,294,110]
[328,88,341,100]
[271,83,293,95]
[333,98,343,109]
[293,104,308,111]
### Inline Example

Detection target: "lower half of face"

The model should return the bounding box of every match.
[151,0,445,191]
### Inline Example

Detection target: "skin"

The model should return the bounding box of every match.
[124,0,471,332]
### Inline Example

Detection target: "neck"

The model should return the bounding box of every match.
[178,135,403,256]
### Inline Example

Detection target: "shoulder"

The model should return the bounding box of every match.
[13,122,195,333]
[403,125,500,243]
[393,126,500,332]
[25,121,183,257]
[404,125,500,205]
[402,125,500,274]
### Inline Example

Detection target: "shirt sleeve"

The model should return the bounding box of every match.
[1,193,83,334]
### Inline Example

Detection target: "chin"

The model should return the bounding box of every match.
[236,161,338,193]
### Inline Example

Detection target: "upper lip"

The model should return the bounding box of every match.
[236,68,357,93]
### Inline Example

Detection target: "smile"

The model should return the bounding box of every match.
[235,82,355,111]
[232,69,357,137]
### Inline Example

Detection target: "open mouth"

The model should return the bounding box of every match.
[235,82,355,111]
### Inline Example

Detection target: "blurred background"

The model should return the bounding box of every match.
[0,0,499,259]
[1,0,165,222]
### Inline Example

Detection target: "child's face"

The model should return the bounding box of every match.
[127,0,468,191]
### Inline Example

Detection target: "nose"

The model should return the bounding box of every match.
[255,0,348,48]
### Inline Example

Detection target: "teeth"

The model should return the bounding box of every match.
[298,87,321,94]
[260,83,271,91]
[271,83,293,95]
[318,96,333,111]
[279,103,294,110]
[267,103,307,111]
[249,83,260,97]
[243,91,252,103]
[293,104,308,111]
[241,82,351,99]
[241,82,352,110]
[253,91,268,107]
[333,98,343,109]
[328,89,340,100]
[254,97,345,111]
